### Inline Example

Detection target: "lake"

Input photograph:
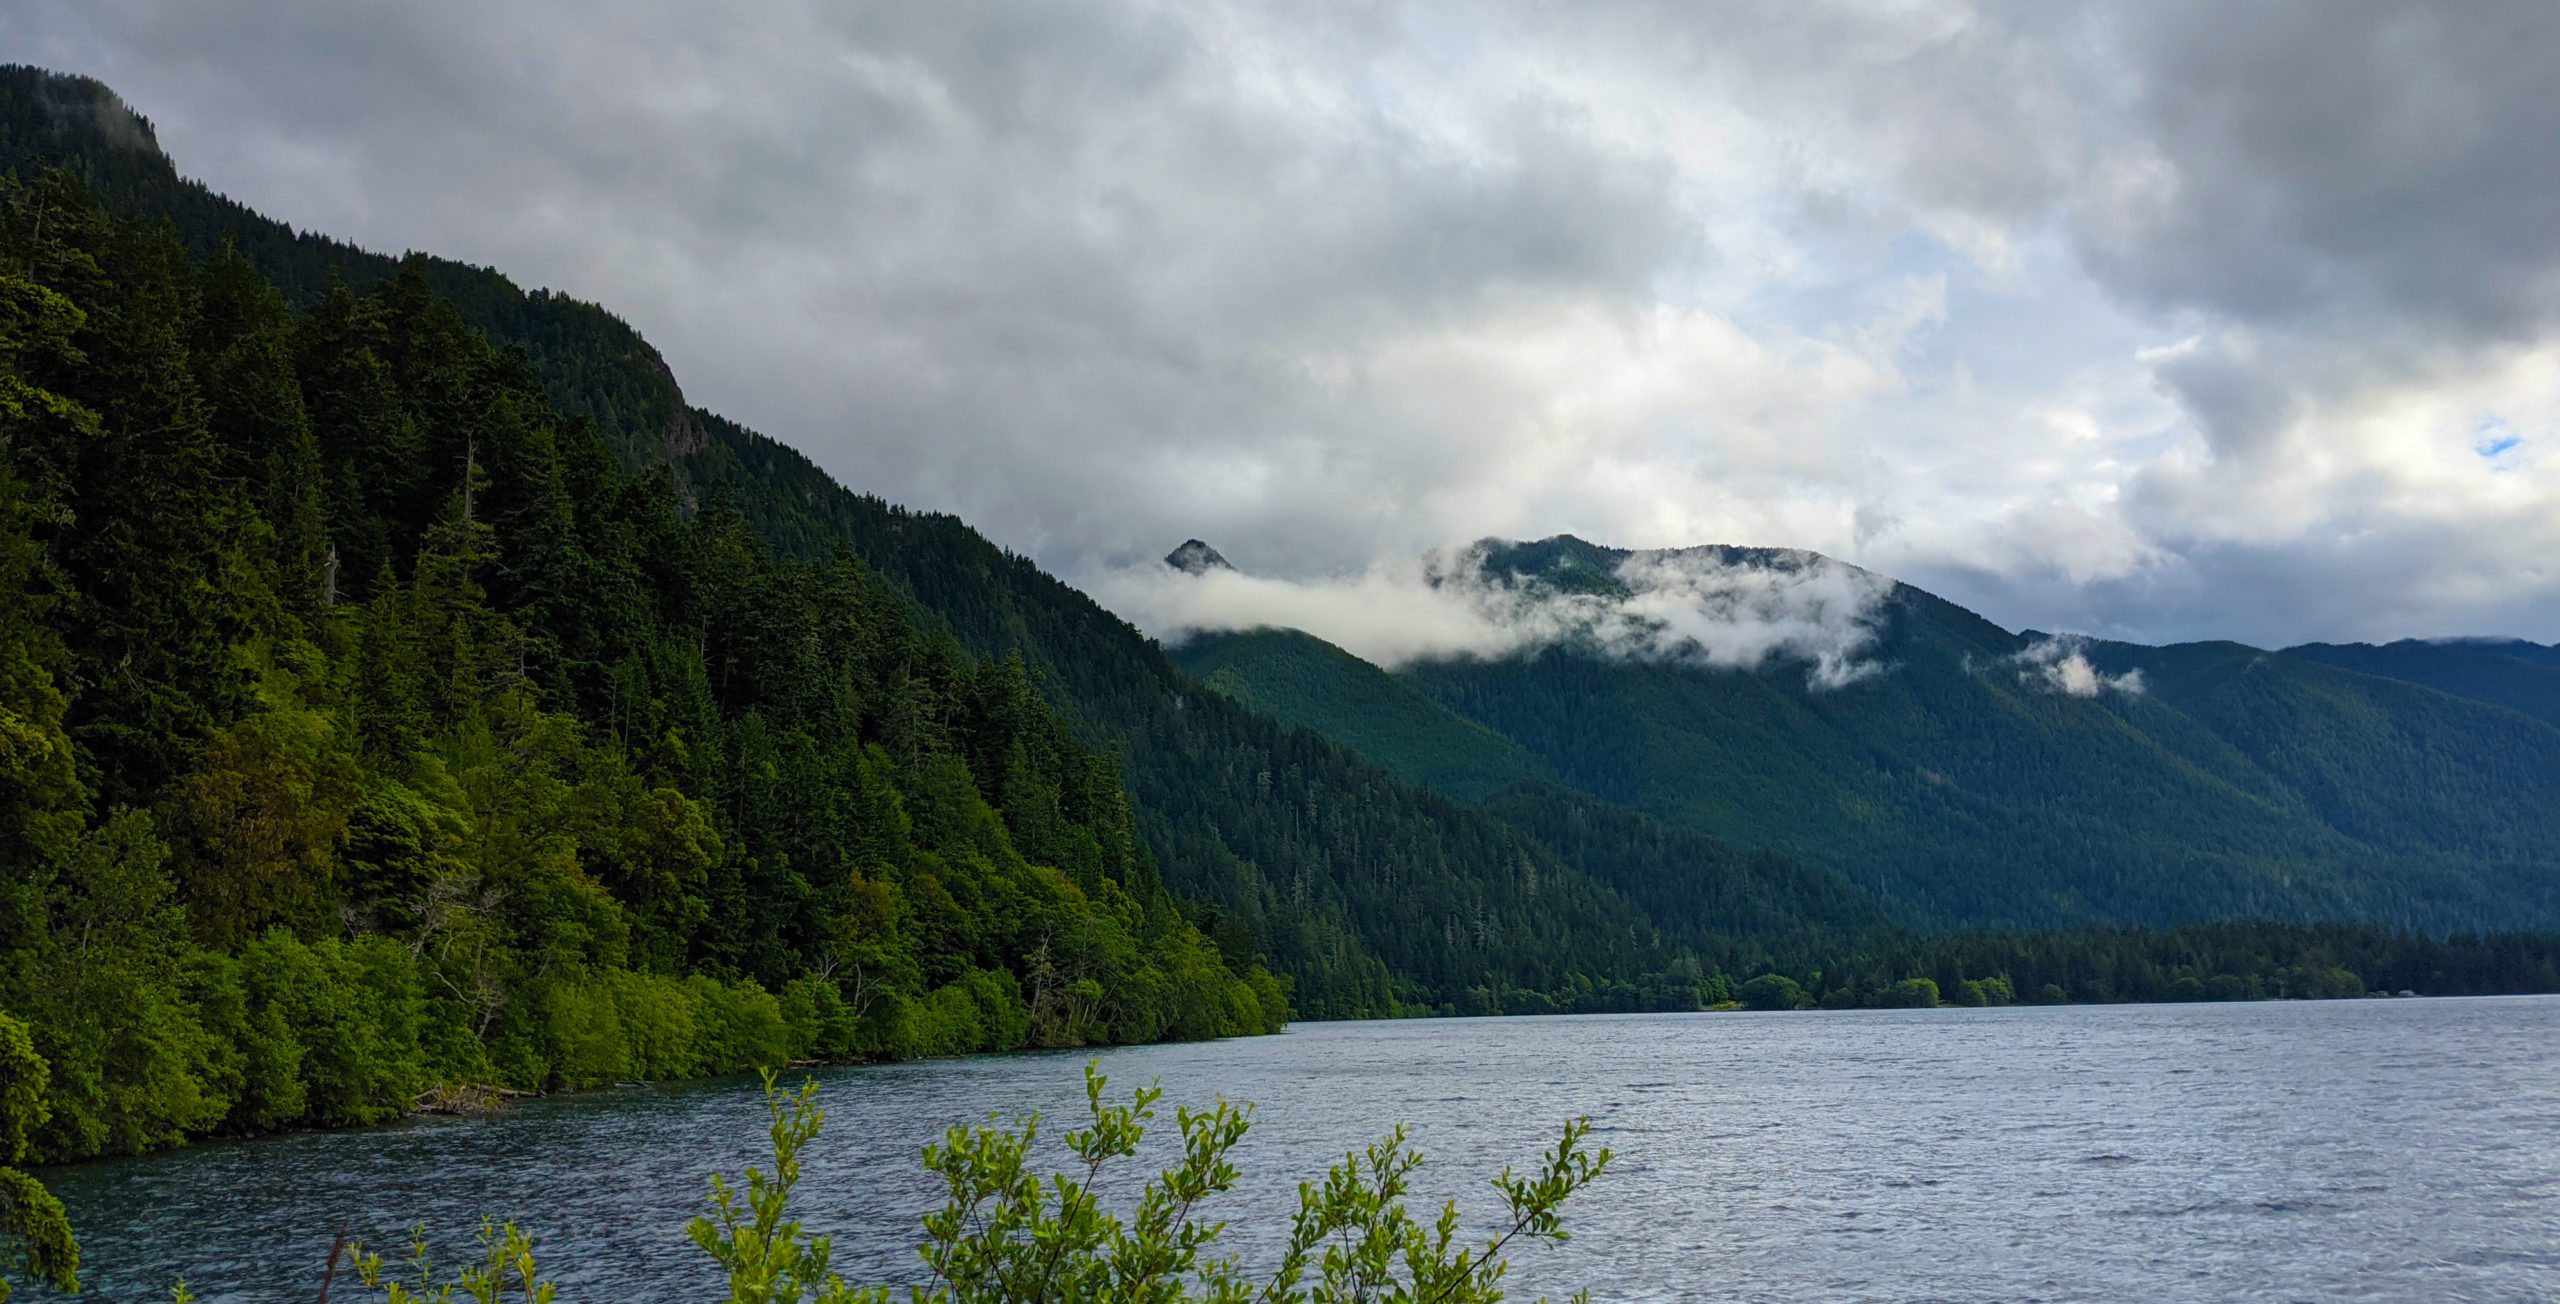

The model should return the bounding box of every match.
[40,997,2560,1302]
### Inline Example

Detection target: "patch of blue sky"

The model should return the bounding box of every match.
[2475,416,2522,461]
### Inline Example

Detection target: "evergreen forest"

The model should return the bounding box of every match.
[0,167,1285,1180]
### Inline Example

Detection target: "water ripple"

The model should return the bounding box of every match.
[35,996,2560,1302]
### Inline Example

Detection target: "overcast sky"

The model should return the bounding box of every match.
[11,1,2560,647]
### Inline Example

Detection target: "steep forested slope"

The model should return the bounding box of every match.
[0,65,1738,1020]
[1478,783,1892,942]
[1174,627,1552,802]
[0,67,693,477]
[2093,640,2560,863]
[0,165,1293,1183]
[670,417,1755,1014]
[1172,625,1894,940]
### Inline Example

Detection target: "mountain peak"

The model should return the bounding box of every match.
[1461,535,1861,599]
[1165,539,1235,574]
[7,66,164,159]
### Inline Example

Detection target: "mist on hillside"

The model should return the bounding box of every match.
[1096,539,1897,688]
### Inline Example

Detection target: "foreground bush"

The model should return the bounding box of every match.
[298,1066,1611,1304]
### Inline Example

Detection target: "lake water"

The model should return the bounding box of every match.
[39,997,2560,1302]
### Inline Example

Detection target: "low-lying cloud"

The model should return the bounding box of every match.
[2011,635,2145,698]
[1603,552,1897,688]
[1096,543,1896,689]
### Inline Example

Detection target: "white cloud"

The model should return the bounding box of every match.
[2010,635,2144,699]
[1098,542,1894,687]
[1606,551,1896,688]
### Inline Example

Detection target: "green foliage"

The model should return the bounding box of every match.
[1736,974,1806,1012]
[1734,920,2560,1009]
[237,931,427,1125]
[0,1014,77,1301]
[0,275,87,877]
[1950,976,2014,1008]
[684,1075,847,1303]
[480,966,796,1100]
[686,1066,1612,1303]
[1176,629,1553,803]
[19,810,232,1158]
[338,1221,557,1304]
[905,969,1033,1059]
[314,1068,1608,1303]
[0,157,1285,1185]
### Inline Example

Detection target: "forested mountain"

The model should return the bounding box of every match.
[0,66,1752,1028]
[0,154,1307,1181]
[1179,536,2560,934]
[1176,626,1552,803]
[1169,625,1893,940]
[0,69,694,479]
[1477,783,1892,943]
[2284,637,2560,730]
[669,413,1724,1017]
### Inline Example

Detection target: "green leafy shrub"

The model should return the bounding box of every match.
[534,969,797,1090]
[778,976,861,1061]
[336,1067,1610,1303]
[240,931,428,1124]
[1737,974,1807,1011]
[0,1013,76,1301]
[906,968,1033,1058]
[688,976,794,1073]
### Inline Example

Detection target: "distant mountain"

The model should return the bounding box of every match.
[1478,782,1895,942]
[1175,535,2560,933]
[1164,539,1235,574]
[1172,622,1893,941]
[2285,638,2560,730]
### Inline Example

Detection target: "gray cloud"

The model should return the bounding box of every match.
[2077,1,2560,342]
[10,1,2560,649]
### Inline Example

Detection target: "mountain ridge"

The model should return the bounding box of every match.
[1163,536,2560,933]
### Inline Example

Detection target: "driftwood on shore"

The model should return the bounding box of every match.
[414,1081,542,1115]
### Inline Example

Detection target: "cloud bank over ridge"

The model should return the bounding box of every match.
[1096,543,1895,687]
[13,1,2560,647]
